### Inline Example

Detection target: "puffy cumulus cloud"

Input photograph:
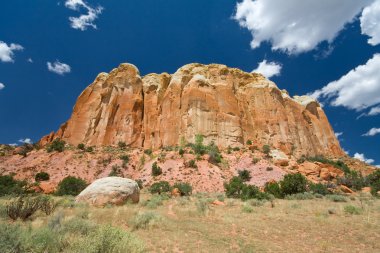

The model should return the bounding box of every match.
[0,82,4,90]
[65,0,103,31]
[19,138,32,144]
[360,0,380,46]
[0,41,23,62]
[363,127,380,136]
[252,60,282,78]
[354,152,375,164]
[310,54,380,112]
[47,60,71,75]
[234,0,373,54]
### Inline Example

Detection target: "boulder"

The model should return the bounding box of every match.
[298,162,321,176]
[76,177,140,207]
[340,185,354,194]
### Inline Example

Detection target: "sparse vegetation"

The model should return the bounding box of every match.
[238,169,251,182]
[262,145,271,157]
[173,182,192,196]
[6,195,56,221]
[77,143,85,150]
[109,165,122,177]
[149,181,171,195]
[46,139,65,153]
[0,175,27,196]
[186,159,197,168]
[35,172,50,182]
[246,140,252,145]
[151,162,162,176]
[118,141,127,150]
[144,149,153,155]
[309,183,329,195]
[55,176,87,196]
[120,154,130,168]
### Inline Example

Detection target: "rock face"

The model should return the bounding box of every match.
[76,177,140,207]
[41,63,343,158]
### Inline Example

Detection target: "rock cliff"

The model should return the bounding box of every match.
[40,63,343,158]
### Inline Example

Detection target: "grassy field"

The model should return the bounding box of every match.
[1,192,380,253]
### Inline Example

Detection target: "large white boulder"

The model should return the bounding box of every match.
[76,177,140,207]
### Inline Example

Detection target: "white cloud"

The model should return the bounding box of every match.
[47,61,71,75]
[65,0,103,31]
[363,127,380,136]
[335,132,343,138]
[354,152,375,164]
[357,105,380,118]
[27,58,33,63]
[234,0,373,54]
[252,60,282,78]
[310,54,380,112]
[0,83,4,90]
[360,0,380,46]
[376,165,380,168]
[0,41,23,62]
[19,138,32,144]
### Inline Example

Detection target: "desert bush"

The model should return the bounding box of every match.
[0,223,24,252]
[232,147,240,151]
[143,194,169,209]
[344,205,362,215]
[35,172,50,182]
[131,212,161,230]
[149,181,171,194]
[120,154,129,168]
[6,196,43,221]
[280,173,307,195]
[136,179,143,189]
[118,141,127,150]
[264,181,283,198]
[246,140,253,145]
[327,194,347,202]
[309,183,329,195]
[55,176,87,196]
[262,145,271,156]
[109,165,122,177]
[85,146,93,152]
[195,198,209,215]
[306,156,351,174]
[77,143,85,150]
[337,170,366,191]
[151,162,162,176]
[144,149,153,155]
[46,139,65,153]
[241,185,261,201]
[248,199,265,207]
[0,175,27,196]
[192,134,206,155]
[252,158,260,164]
[178,148,184,156]
[242,204,254,213]
[224,177,245,198]
[187,159,197,169]
[173,182,192,196]
[207,142,222,164]
[238,169,251,182]
[366,170,380,196]
[285,192,315,200]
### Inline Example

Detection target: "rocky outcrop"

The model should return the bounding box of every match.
[41,63,344,158]
[76,177,140,207]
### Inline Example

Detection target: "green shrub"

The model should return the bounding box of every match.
[306,156,351,174]
[131,212,161,230]
[0,175,27,196]
[144,149,153,155]
[77,143,85,150]
[252,158,260,164]
[193,134,206,155]
[173,182,192,196]
[6,195,56,221]
[367,170,380,196]
[344,205,362,215]
[108,165,121,177]
[238,169,251,182]
[241,185,261,201]
[55,176,87,196]
[327,194,347,202]
[35,172,50,182]
[280,173,307,195]
[85,146,93,153]
[187,159,197,168]
[224,177,245,198]
[207,142,222,164]
[232,147,240,151]
[136,179,143,189]
[120,155,129,168]
[151,162,162,176]
[309,183,329,195]
[285,192,315,200]
[178,148,184,156]
[264,181,283,198]
[242,204,254,213]
[149,181,171,194]
[262,145,270,156]
[0,223,24,252]
[46,139,65,153]
[195,198,209,215]
[118,141,127,149]
[246,140,253,145]
[337,170,366,191]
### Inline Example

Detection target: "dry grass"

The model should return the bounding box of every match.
[1,193,380,252]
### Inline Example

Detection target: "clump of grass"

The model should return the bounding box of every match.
[142,195,168,209]
[344,205,362,215]
[130,212,161,230]
[327,194,347,202]
[242,204,254,213]
[248,199,265,207]
[195,198,209,215]
[285,192,315,200]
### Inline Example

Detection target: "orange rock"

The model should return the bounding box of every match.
[171,188,181,197]
[39,181,56,194]
[40,63,344,158]
[274,159,289,167]
[361,187,371,193]
[340,185,354,194]
[211,200,225,206]
[319,167,331,180]
[298,162,321,176]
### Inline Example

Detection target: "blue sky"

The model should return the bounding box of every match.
[0,0,379,165]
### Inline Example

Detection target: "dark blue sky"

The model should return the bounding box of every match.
[0,0,379,164]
